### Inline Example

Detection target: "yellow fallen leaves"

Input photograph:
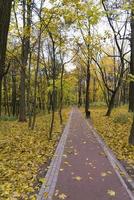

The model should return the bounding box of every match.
[73,176,82,181]
[91,106,134,165]
[60,168,64,172]
[101,171,112,177]
[58,193,68,199]
[101,172,107,177]
[44,192,49,198]
[107,189,116,197]
[0,110,69,199]
[64,161,72,167]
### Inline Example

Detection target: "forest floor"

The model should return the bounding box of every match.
[0,109,70,200]
[37,107,133,200]
[91,106,134,182]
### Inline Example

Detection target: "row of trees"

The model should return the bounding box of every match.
[0,0,134,143]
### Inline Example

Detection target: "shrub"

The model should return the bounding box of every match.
[0,115,17,121]
[113,113,131,124]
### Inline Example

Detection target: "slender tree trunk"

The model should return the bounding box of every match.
[85,19,91,119]
[59,64,64,124]
[19,0,27,122]
[12,70,16,116]
[85,61,91,118]
[3,76,10,116]
[19,66,26,121]
[19,0,31,122]
[31,28,42,130]
[49,34,56,139]
[3,77,7,115]
[27,52,32,128]
[93,77,96,103]
[31,0,43,129]
[78,77,82,107]
[129,7,134,112]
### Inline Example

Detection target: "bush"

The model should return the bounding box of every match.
[91,102,107,107]
[0,115,17,121]
[113,113,130,124]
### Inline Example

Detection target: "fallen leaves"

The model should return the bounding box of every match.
[91,107,134,165]
[0,110,69,199]
[101,172,107,177]
[73,176,82,181]
[58,193,67,199]
[107,189,116,197]
[64,161,72,167]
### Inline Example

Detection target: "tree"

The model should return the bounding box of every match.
[101,0,129,116]
[19,0,32,122]
[0,0,12,115]
[129,114,134,145]
[129,0,134,112]
[74,0,100,118]
[128,74,134,144]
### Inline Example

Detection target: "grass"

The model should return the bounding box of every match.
[0,109,70,200]
[91,106,134,166]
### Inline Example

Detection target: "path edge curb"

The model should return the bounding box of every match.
[36,110,73,200]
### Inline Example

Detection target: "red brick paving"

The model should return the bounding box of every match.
[53,108,132,200]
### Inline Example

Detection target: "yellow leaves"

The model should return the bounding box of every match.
[100,171,112,177]
[39,178,46,184]
[91,107,134,165]
[107,171,112,175]
[73,176,82,181]
[83,141,87,144]
[64,161,72,167]
[107,189,116,197]
[44,192,49,199]
[101,172,107,177]
[58,193,68,199]
[0,110,69,199]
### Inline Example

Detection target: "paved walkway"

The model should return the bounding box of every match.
[37,108,133,200]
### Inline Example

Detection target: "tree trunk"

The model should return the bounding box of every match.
[0,77,2,115]
[3,76,10,116]
[59,64,64,124]
[49,33,56,139]
[93,77,97,103]
[85,19,91,119]
[12,70,16,116]
[31,0,43,129]
[27,52,32,127]
[85,62,90,118]
[19,67,26,121]
[19,0,31,122]
[106,91,116,116]
[129,114,134,145]
[0,0,12,115]
[129,7,134,112]
[78,77,82,107]
[31,30,42,129]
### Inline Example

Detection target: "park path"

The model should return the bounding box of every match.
[37,108,133,200]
